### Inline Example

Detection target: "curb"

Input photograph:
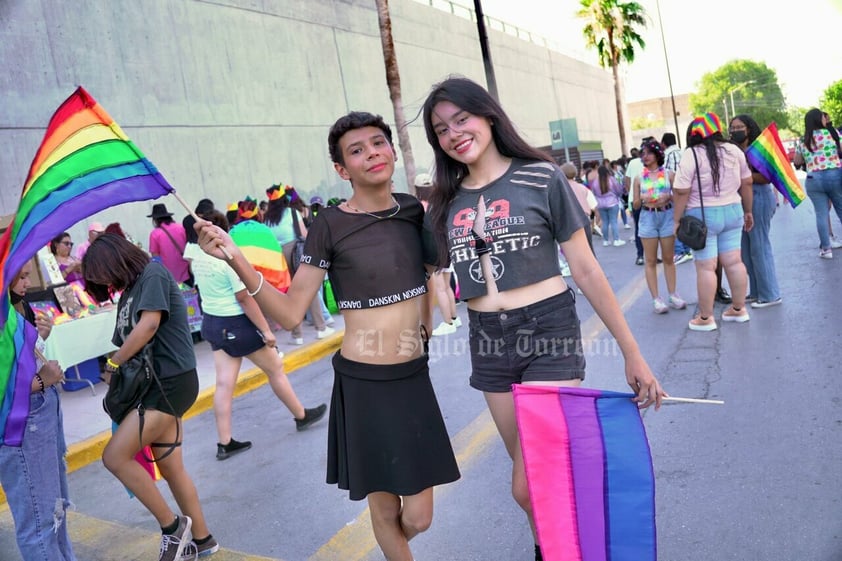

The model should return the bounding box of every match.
[0,331,343,507]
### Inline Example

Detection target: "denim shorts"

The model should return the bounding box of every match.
[201,313,265,357]
[468,290,586,393]
[686,203,743,261]
[638,205,675,238]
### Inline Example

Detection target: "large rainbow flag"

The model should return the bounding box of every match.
[513,385,656,561]
[745,122,805,208]
[0,87,174,445]
[229,220,291,293]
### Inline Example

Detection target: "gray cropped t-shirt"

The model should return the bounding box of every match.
[443,159,590,301]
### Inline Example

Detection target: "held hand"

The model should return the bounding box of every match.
[261,330,277,348]
[35,312,54,340]
[743,212,754,233]
[39,360,64,387]
[624,354,666,410]
[196,219,239,261]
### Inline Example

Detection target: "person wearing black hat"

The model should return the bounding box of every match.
[148,203,192,286]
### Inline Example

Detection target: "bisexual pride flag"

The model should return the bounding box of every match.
[513,385,656,561]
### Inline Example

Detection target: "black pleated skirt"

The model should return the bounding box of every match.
[327,352,460,501]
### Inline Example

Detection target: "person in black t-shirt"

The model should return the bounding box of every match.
[84,234,218,560]
[196,112,459,561]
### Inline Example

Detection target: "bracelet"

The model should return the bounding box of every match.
[247,271,265,297]
[106,357,120,370]
[35,374,45,392]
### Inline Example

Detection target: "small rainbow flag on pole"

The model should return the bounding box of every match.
[745,122,805,208]
[513,385,656,561]
[0,87,174,445]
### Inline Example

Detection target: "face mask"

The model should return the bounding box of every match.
[730,131,747,144]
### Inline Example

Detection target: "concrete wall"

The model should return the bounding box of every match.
[0,0,617,246]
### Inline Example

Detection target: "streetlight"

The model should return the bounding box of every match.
[728,80,756,120]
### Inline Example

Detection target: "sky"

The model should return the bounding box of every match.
[451,0,842,108]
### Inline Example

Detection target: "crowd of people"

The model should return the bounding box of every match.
[3,75,838,561]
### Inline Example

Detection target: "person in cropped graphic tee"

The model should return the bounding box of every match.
[196,111,459,561]
[421,76,665,561]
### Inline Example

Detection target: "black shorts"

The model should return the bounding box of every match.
[468,290,586,393]
[201,313,265,357]
[141,369,199,417]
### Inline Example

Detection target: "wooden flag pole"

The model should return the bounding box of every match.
[169,191,233,260]
[663,396,724,405]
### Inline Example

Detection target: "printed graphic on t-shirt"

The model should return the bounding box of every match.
[115,295,134,344]
[447,196,536,284]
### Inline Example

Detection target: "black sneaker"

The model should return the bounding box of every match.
[714,288,732,304]
[635,256,644,266]
[159,515,192,561]
[216,438,252,461]
[187,535,220,558]
[295,403,327,431]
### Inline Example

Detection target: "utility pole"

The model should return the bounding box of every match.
[722,98,729,125]
[655,0,680,147]
[473,0,499,101]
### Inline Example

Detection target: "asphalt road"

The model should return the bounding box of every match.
[3,202,841,561]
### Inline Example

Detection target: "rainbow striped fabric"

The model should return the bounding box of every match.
[0,87,174,445]
[514,385,657,561]
[689,112,723,139]
[229,220,291,292]
[745,122,805,208]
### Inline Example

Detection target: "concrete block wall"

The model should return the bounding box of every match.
[0,0,617,247]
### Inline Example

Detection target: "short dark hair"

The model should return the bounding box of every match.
[328,112,393,165]
[82,233,150,302]
[661,132,677,147]
[49,232,70,255]
[204,210,230,232]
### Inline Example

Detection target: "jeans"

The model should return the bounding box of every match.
[674,237,689,256]
[0,386,76,560]
[632,206,643,258]
[805,167,842,249]
[598,205,620,243]
[741,184,780,301]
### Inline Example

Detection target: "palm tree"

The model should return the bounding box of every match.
[577,0,647,156]
[375,0,417,195]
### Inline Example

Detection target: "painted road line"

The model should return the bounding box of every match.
[307,275,649,561]
[0,508,284,561]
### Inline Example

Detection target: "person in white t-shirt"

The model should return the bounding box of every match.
[183,210,326,461]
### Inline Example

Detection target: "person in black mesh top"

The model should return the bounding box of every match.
[196,111,459,561]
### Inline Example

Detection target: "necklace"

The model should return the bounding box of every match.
[344,195,401,219]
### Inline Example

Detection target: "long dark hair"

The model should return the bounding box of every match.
[803,107,840,153]
[730,114,761,145]
[82,233,150,302]
[421,76,552,264]
[263,185,291,227]
[597,166,613,194]
[686,129,727,195]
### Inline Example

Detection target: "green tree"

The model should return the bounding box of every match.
[577,0,647,156]
[689,60,788,130]
[820,79,842,126]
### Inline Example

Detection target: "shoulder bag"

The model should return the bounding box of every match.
[103,344,155,425]
[676,148,708,250]
[290,209,306,274]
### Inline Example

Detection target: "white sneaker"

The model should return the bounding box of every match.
[452,317,462,328]
[613,239,626,247]
[593,225,603,238]
[291,337,304,345]
[668,293,687,310]
[432,321,457,336]
[624,223,631,229]
[316,326,336,339]
[831,237,842,249]
[819,249,833,259]
[603,240,610,247]
[653,298,668,314]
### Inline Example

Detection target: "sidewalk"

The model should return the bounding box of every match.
[0,315,345,506]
